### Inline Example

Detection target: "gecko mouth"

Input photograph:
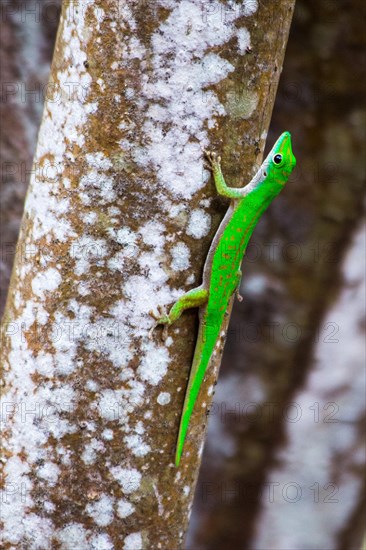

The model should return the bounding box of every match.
[278,132,296,170]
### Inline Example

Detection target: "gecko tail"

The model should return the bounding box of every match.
[175,428,185,467]
[174,325,217,467]
[175,378,202,467]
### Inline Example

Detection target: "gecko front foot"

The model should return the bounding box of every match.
[236,288,243,302]
[148,306,171,340]
[203,150,221,172]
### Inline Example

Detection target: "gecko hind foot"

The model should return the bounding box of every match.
[148,306,171,340]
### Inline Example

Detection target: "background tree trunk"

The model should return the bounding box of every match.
[0,0,62,313]
[188,1,366,549]
[1,0,296,548]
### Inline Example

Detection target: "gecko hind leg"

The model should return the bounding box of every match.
[149,286,208,339]
[235,270,243,302]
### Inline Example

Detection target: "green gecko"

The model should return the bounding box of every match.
[151,132,296,466]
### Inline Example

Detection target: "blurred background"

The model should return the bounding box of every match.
[1,1,365,549]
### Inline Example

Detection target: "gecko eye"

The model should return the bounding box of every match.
[273,154,283,165]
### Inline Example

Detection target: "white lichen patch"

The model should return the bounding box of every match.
[90,533,114,550]
[70,236,109,276]
[108,226,136,246]
[57,523,89,550]
[94,378,145,433]
[134,421,145,435]
[136,221,169,285]
[96,389,127,422]
[120,276,175,335]
[140,221,166,249]
[237,27,252,54]
[124,433,151,457]
[107,250,128,271]
[50,304,94,376]
[108,206,121,216]
[123,532,143,550]
[97,78,106,92]
[171,243,190,271]
[165,336,174,347]
[117,499,135,519]
[43,501,56,513]
[36,462,61,486]
[110,467,142,495]
[127,0,257,199]
[85,151,113,170]
[86,495,115,527]
[138,341,170,386]
[81,439,106,465]
[157,392,171,405]
[102,429,114,440]
[186,209,211,239]
[31,267,62,299]
[84,317,133,370]
[86,379,99,392]
[57,446,72,467]
[26,181,77,243]
[83,211,98,224]
[78,280,91,296]
[185,274,195,285]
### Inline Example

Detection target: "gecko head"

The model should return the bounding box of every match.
[267,131,296,184]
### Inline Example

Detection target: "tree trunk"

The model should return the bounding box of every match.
[1,0,295,547]
[0,0,62,313]
[188,0,366,548]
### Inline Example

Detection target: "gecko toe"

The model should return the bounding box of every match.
[148,325,156,340]
[149,309,159,321]
[162,324,169,341]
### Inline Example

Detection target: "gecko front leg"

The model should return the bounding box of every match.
[149,286,208,339]
[204,150,248,199]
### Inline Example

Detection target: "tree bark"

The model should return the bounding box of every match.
[1,0,295,547]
